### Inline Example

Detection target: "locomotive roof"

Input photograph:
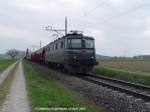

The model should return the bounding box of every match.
[31,33,94,54]
[45,33,94,47]
[65,32,94,39]
[66,35,94,40]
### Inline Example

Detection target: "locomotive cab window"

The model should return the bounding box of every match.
[83,39,94,49]
[67,39,82,48]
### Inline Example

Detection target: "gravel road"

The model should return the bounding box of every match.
[0,61,30,112]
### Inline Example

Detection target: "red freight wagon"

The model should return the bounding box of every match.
[34,48,45,62]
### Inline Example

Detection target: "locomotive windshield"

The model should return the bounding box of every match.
[67,39,82,48]
[83,39,94,48]
[67,38,94,49]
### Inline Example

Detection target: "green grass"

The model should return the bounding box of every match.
[96,67,150,86]
[96,60,150,86]
[0,59,16,72]
[0,62,19,108]
[23,61,107,112]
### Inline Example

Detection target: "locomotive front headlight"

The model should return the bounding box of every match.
[73,56,77,59]
[91,56,94,59]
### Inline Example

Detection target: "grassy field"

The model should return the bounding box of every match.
[96,60,150,86]
[23,61,108,112]
[0,59,16,73]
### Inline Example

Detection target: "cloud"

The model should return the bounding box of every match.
[0,0,150,56]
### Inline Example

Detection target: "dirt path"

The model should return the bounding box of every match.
[0,61,30,112]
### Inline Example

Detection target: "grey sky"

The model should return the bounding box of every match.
[0,0,150,56]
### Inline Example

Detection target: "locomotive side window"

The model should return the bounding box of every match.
[52,45,54,50]
[67,39,71,48]
[60,41,63,48]
[55,43,58,50]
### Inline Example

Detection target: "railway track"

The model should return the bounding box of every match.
[78,73,150,102]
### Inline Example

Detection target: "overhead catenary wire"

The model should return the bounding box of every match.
[104,2,150,22]
[97,2,150,31]
[85,0,150,19]
[84,0,109,16]
[84,1,150,31]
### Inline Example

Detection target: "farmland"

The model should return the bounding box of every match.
[96,60,150,86]
[97,60,150,74]
[0,59,16,73]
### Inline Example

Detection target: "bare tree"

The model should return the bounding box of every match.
[6,49,19,59]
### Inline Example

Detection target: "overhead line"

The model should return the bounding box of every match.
[86,2,150,30]
[84,0,109,16]
[104,2,150,22]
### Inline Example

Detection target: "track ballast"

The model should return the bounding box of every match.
[78,73,150,102]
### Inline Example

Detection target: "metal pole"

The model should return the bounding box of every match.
[65,17,67,35]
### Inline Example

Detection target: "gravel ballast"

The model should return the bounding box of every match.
[31,63,150,112]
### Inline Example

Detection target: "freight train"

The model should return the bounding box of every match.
[26,31,97,73]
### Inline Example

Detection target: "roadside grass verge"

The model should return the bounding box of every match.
[0,59,16,73]
[23,61,108,112]
[96,67,150,86]
[0,62,19,108]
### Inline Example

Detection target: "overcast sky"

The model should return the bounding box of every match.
[0,0,150,56]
